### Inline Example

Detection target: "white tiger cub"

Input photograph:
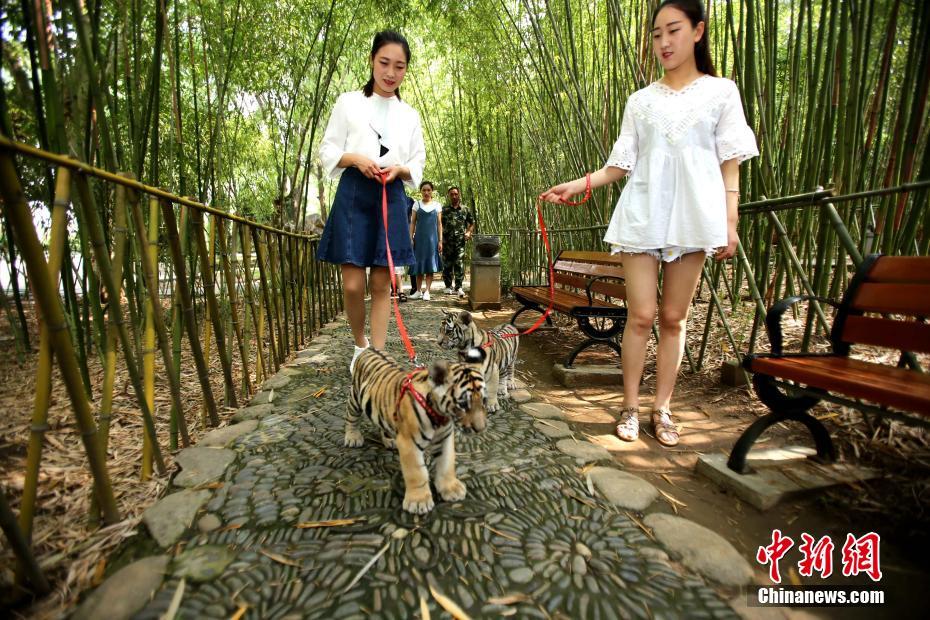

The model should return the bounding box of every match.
[439,310,519,413]
[345,347,488,514]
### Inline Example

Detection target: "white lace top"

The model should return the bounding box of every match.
[603,75,758,251]
[319,91,426,189]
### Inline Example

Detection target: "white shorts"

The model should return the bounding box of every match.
[610,244,716,263]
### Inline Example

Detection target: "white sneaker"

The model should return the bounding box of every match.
[409,290,423,299]
[422,290,431,301]
[456,288,466,298]
[350,340,369,374]
[443,288,453,295]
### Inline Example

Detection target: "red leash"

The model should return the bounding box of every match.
[378,171,419,366]
[482,172,592,349]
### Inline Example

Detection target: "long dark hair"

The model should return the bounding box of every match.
[363,30,411,99]
[652,0,716,77]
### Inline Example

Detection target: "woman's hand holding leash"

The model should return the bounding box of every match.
[350,154,382,179]
[540,177,589,204]
[715,226,739,260]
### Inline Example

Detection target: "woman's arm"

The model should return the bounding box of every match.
[540,165,629,204]
[437,213,443,253]
[717,158,740,260]
[410,209,418,238]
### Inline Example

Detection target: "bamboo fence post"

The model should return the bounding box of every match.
[97,177,131,450]
[169,203,190,449]
[0,151,120,523]
[201,213,215,423]
[73,173,168,475]
[126,194,193,447]
[19,166,71,543]
[141,196,159,479]
[252,227,280,371]
[215,216,252,396]
[160,199,221,426]
[191,207,238,407]
[239,224,268,384]
[269,232,288,359]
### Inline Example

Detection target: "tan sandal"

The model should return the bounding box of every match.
[615,407,640,442]
[651,408,680,447]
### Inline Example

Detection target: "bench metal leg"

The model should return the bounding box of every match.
[727,409,837,474]
[510,304,552,328]
[565,338,622,368]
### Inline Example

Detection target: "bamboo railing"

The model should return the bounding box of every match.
[0,137,343,593]
[503,180,929,375]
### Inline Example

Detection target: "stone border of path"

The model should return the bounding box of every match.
[516,389,754,589]
[74,322,344,620]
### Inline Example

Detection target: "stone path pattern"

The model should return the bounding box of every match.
[81,301,751,620]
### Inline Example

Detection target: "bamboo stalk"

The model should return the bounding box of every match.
[191,207,238,407]
[0,151,120,523]
[215,216,252,396]
[19,166,71,543]
[238,224,268,385]
[160,199,220,426]
[252,227,280,371]
[141,195,158,480]
[72,173,167,474]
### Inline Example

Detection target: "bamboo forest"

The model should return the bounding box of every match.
[0,0,928,618]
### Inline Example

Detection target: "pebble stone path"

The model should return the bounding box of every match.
[94,301,742,620]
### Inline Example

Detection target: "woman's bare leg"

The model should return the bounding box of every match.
[341,264,368,347]
[620,254,660,409]
[368,266,392,349]
[653,252,705,409]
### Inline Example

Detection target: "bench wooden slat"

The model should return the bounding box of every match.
[851,283,930,315]
[554,260,625,280]
[558,250,624,266]
[553,272,627,300]
[841,315,930,354]
[868,256,930,284]
[748,356,930,415]
[512,286,621,312]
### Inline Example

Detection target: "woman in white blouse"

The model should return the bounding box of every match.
[542,0,758,447]
[317,30,426,373]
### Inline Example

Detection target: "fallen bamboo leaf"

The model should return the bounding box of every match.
[657,488,687,508]
[429,583,472,620]
[343,542,390,593]
[229,603,249,620]
[194,481,224,490]
[259,550,302,567]
[158,577,185,620]
[420,595,431,620]
[585,473,596,497]
[488,593,531,606]
[483,524,519,541]
[313,387,326,398]
[624,511,657,542]
[216,523,242,533]
[296,517,364,529]
[92,558,107,586]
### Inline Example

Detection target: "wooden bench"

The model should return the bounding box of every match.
[730,254,930,474]
[510,250,627,367]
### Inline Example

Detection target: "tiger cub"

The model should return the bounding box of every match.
[439,310,519,413]
[345,347,488,514]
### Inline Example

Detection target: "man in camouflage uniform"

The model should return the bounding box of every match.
[440,186,475,297]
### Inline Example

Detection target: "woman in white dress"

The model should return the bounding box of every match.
[541,0,758,447]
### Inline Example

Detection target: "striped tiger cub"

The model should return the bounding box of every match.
[439,310,519,413]
[345,347,488,514]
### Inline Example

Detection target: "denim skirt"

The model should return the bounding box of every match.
[317,168,415,268]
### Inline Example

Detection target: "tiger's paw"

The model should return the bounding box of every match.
[437,478,467,502]
[344,428,364,447]
[487,399,501,414]
[402,489,435,514]
[381,435,396,450]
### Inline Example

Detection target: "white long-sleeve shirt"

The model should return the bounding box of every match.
[318,90,426,190]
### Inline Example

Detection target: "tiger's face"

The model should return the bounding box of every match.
[439,310,475,350]
[427,349,488,432]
